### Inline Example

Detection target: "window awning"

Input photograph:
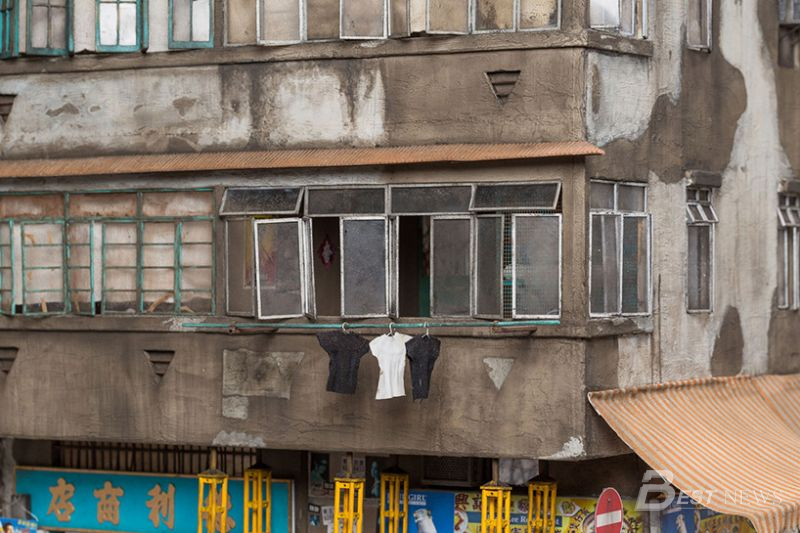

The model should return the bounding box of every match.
[588,374,800,533]
[0,141,603,179]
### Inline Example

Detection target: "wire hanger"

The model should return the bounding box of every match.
[424,322,430,338]
[388,322,395,336]
[341,322,349,334]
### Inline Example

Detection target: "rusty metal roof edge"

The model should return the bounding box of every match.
[0,141,604,179]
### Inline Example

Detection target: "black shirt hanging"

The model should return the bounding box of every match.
[317,331,371,394]
[405,335,441,400]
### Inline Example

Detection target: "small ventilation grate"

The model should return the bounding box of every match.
[0,347,19,376]
[144,350,175,383]
[0,95,16,123]
[486,70,521,101]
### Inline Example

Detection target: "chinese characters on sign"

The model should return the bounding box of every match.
[94,481,124,525]
[147,483,176,529]
[47,478,75,522]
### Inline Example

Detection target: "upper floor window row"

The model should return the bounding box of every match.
[0,190,215,316]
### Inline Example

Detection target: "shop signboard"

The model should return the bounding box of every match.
[15,467,294,533]
[661,495,755,533]
[453,492,645,533]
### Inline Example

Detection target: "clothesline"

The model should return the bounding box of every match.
[181,319,559,331]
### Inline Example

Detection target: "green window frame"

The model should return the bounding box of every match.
[0,189,215,317]
[96,0,147,52]
[168,0,212,48]
[0,0,19,58]
[26,0,72,55]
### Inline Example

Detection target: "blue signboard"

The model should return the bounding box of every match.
[408,490,454,533]
[15,468,293,533]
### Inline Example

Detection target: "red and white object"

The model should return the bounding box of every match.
[595,487,624,533]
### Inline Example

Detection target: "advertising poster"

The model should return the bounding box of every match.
[0,518,38,533]
[453,493,645,533]
[661,496,755,533]
[408,491,455,533]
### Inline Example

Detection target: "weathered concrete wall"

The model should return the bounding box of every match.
[0,48,583,159]
[0,331,591,459]
[585,0,794,384]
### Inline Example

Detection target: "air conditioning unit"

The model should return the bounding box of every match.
[421,456,483,487]
[780,0,800,25]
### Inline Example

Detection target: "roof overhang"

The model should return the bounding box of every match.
[589,374,800,533]
[0,141,603,179]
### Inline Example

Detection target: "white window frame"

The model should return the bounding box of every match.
[589,0,642,37]
[340,0,388,39]
[472,214,504,319]
[471,0,561,33]
[778,194,800,310]
[685,187,717,313]
[253,218,309,320]
[429,214,474,318]
[589,180,651,318]
[339,215,391,318]
[256,0,306,44]
[511,213,562,319]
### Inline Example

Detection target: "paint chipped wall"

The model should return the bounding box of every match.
[0,49,583,158]
[585,0,795,384]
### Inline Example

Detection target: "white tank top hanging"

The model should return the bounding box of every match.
[370,332,412,400]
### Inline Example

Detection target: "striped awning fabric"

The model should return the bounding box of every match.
[588,374,800,533]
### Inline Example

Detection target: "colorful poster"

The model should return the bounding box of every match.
[15,467,293,533]
[661,496,755,533]
[409,491,455,533]
[453,493,645,533]
[0,518,38,533]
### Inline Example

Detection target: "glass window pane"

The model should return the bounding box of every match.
[226,219,255,316]
[687,0,707,47]
[621,216,649,314]
[590,0,619,28]
[31,6,49,48]
[307,0,339,39]
[688,204,702,223]
[475,0,514,31]
[514,215,560,317]
[118,2,138,46]
[519,0,558,29]
[431,218,471,316]
[221,188,302,215]
[226,0,257,44]
[98,3,119,45]
[256,220,303,317]
[307,188,385,215]
[342,218,387,316]
[427,0,468,32]
[389,0,408,36]
[619,0,633,34]
[590,182,615,210]
[191,0,210,41]
[341,0,384,37]
[617,184,645,212]
[260,0,301,42]
[590,214,619,314]
[475,216,503,317]
[688,225,711,311]
[142,191,213,217]
[779,229,790,308]
[472,183,560,210]
[172,0,191,41]
[50,6,68,48]
[391,186,472,214]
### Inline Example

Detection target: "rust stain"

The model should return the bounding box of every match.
[0,142,604,179]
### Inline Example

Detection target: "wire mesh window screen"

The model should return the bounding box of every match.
[431,217,472,317]
[341,218,387,317]
[513,215,560,318]
[474,216,503,318]
[590,214,620,315]
[220,188,303,216]
[21,222,65,314]
[255,219,304,318]
[621,215,649,314]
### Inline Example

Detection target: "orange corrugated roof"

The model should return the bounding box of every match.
[0,142,603,178]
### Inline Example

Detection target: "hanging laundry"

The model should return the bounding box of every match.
[369,333,412,400]
[405,335,441,400]
[317,331,371,394]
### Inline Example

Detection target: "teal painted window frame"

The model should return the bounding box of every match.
[26,0,73,56]
[0,189,215,317]
[95,0,148,52]
[0,0,19,58]
[168,0,213,48]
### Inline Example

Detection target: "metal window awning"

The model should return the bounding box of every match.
[588,374,800,533]
[0,141,603,179]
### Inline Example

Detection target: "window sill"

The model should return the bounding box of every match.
[3,28,653,75]
[686,44,712,53]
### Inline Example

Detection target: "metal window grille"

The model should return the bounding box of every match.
[778,193,800,310]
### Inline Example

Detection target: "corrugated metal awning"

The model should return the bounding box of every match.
[0,141,603,178]
[589,375,800,533]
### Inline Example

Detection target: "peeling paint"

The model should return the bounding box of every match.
[222,396,249,420]
[212,431,266,448]
[544,436,585,460]
[46,103,80,117]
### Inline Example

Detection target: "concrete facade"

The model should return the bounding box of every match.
[0,0,798,515]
